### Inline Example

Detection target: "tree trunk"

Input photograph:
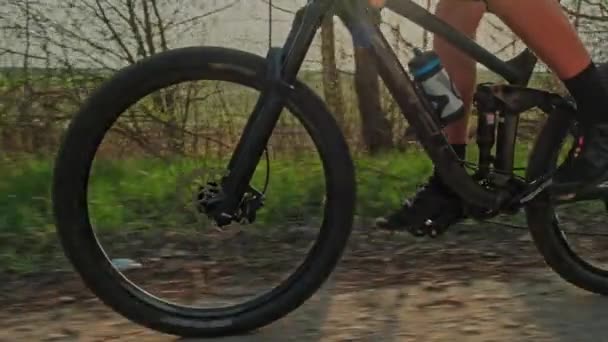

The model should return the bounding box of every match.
[320,16,346,127]
[573,0,583,32]
[352,8,394,154]
[353,47,394,154]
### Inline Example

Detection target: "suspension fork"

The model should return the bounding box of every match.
[211,1,331,222]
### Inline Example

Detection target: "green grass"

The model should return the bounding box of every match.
[0,68,548,274]
[0,157,56,273]
[0,145,538,274]
[0,65,565,274]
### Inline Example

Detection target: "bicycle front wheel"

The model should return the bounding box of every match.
[52,47,356,337]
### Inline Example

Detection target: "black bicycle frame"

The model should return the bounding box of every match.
[212,0,558,220]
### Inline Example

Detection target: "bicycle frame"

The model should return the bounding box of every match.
[210,0,572,222]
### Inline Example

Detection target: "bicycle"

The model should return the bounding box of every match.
[52,0,608,338]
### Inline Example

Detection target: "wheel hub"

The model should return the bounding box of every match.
[195,177,265,227]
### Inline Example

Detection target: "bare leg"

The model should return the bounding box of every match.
[487,0,590,79]
[434,0,486,145]
[375,1,485,232]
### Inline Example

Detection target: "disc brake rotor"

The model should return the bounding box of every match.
[175,166,226,227]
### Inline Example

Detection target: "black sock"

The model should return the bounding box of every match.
[562,62,608,125]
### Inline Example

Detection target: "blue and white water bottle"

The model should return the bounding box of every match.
[408,48,465,124]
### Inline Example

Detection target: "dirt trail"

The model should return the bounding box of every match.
[3,224,608,341]
[4,271,608,342]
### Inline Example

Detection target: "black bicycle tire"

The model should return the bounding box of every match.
[525,63,608,295]
[52,46,356,337]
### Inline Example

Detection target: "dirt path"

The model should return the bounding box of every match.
[3,271,608,342]
[3,223,608,341]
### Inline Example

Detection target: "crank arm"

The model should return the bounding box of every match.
[552,188,608,204]
[550,176,608,204]
[515,175,608,206]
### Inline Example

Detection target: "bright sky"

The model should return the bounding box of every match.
[1,0,603,70]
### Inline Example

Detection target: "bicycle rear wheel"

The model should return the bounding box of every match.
[52,47,356,337]
[526,63,608,295]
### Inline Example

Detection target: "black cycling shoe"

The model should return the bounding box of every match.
[553,123,608,196]
[375,173,465,237]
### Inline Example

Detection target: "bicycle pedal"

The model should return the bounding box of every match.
[423,223,445,238]
[422,219,438,238]
[422,213,462,238]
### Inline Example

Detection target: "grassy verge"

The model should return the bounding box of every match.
[0,144,535,273]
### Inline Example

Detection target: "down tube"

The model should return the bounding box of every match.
[366,26,503,209]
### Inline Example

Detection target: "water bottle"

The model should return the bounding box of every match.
[408,48,465,124]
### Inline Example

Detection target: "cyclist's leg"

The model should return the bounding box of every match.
[488,0,608,186]
[488,0,590,80]
[375,0,485,232]
[434,0,485,147]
